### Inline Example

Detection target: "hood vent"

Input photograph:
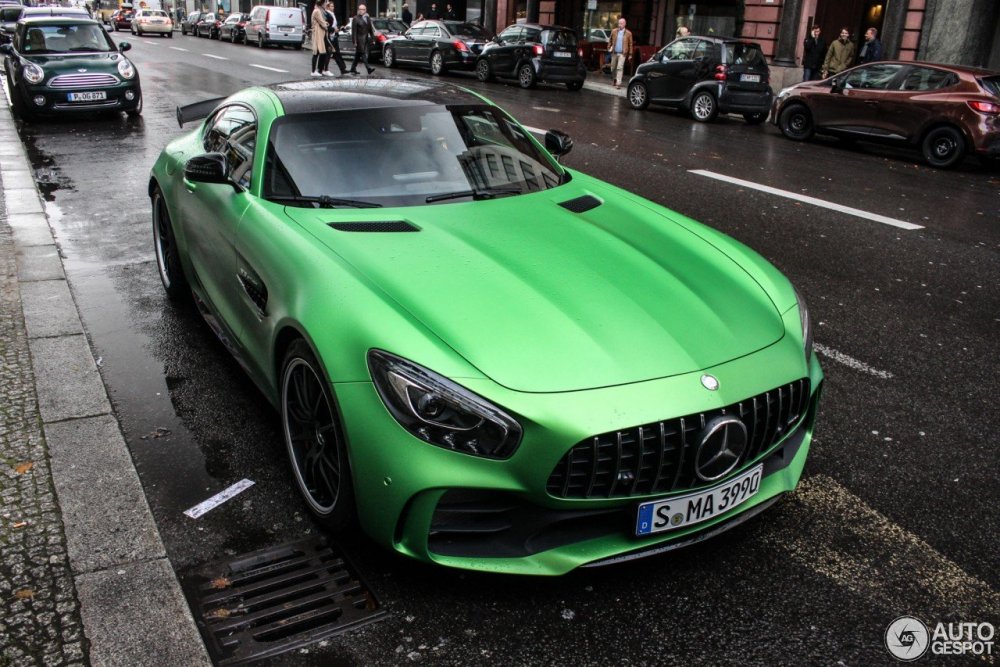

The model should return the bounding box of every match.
[558,195,602,214]
[328,221,419,233]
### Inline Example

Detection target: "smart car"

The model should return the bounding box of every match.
[476,23,586,90]
[150,78,822,575]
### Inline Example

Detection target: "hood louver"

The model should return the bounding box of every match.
[558,195,602,213]
[328,221,419,232]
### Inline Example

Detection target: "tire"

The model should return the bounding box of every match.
[8,72,32,121]
[743,111,767,125]
[229,29,236,43]
[921,126,966,169]
[181,26,186,35]
[383,45,395,67]
[281,339,355,530]
[167,31,172,38]
[430,50,445,75]
[475,58,493,82]
[258,33,265,48]
[778,103,814,140]
[517,62,536,89]
[151,186,187,299]
[566,80,583,91]
[125,94,142,118]
[690,90,717,122]
[627,80,649,110]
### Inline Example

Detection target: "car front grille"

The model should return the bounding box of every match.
[546,378,810,499]
[49,73,118,89]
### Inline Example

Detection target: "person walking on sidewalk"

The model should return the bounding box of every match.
[310,2,331,76]
[323,1,347,75]
[607,17,632,89]
[349,3,376,75]
[821,27,855,79]
[857,27,882,65]
[802,25,825,81]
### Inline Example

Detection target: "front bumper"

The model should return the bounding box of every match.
[335,313,823,576]
[18,79,141,115]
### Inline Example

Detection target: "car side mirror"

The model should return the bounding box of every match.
[545,129,573,159]
[0,43,11,55]
[118,41,131,52]
[185,153,239,190]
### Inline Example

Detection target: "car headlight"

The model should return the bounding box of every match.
[793,286,813,362]
[778,86,794,98]
[117,59,135,79]
[23,63,44,84]
[368,350,522,459]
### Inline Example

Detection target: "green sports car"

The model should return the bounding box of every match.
[151,78,822,575]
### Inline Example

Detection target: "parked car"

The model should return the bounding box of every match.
[195,12,221,39]
[131,8,172,37]
[476,23,586,90]
[772,60,1000,169]
[153,78,822,575]
[382,19,491,75]
[244,5,305,49]
[1,16,141,119]
[180,10,203,35]
[626,36,772,123]
[336,16,406,60]
[219,12,249,43]
[0,5,23,44]
[108,8,134,31]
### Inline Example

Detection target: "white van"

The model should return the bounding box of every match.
[244,5,305,49]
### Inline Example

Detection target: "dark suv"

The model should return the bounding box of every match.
[476,23,586,90]
[627,36,772,123]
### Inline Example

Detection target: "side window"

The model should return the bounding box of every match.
[226,120,257,189]
[203,105,255,155]
[665,38,696,61]
[899,66,957,92]
[842,63,903,90]
[523,28,541,43]
[428,25,441,38]
[407,23,425,36]
[500,26,521,43]
[692,40,711,60]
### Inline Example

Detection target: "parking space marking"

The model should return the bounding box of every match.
[141,40,158,45]
[814,343,894,379]
[762,475,1000,618]
[249,64,288,73]
[169,47,189,52]
[689,169,924,231]
[523,126,545,135]
[202,54,227,60]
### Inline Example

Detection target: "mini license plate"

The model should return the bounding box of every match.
[635,464,762,536]
[740,73,761,83]
[554,51,572,58]
[68,91,107,102]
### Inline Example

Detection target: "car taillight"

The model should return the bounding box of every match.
[453,39,468,52]
[577,47,583,58]
[714,64,727,81]
[968,100,1000,114]
[532,43,543,56]
[377,32,387,42]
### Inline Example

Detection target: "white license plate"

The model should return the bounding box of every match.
[635,464,762,536]
[67,91,107,102]
[554,51,572,58]
[740,73,761,83]
[279,26,292,32]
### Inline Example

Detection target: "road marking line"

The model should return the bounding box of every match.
[689,169,924,230]
[814,343,893,379]
[169,46,189,51]
[249,63,288,73]
[762,475,1000,618]
[141,40,157,45]
[203,53,228,60]
[184,479,255,519]
[523,125,546,135]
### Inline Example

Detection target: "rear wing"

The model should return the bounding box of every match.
[175,96,227,127]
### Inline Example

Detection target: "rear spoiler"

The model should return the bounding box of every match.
[175,96,227,127]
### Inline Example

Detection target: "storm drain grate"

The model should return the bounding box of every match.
[186,538,385,665]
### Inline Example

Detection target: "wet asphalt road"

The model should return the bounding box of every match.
[6,31,1000,665]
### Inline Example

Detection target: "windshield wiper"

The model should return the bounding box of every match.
[425,187,523,203]
[270,194,382,209]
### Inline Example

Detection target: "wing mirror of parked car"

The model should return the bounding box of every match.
[118,41,131,52]
[830,76,843,93]
[185,153,240,191]
[545,130,573,160]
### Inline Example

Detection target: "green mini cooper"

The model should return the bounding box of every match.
[1,16,141,119]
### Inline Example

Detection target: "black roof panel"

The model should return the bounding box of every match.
[269,78,487,114]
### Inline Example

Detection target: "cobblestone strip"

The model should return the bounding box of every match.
[0,190,87,666]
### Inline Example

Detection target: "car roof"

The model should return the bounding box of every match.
[874,59,997,77]
[267,78,488,115]
[20,15,98,25]
[20,7,91,17]
[509,23,573,31]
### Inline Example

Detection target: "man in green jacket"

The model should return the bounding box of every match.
[821,27,855,78]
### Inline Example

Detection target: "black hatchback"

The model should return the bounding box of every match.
[476,23,586,90]
[627,36,772,123]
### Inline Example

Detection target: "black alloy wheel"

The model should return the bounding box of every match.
[281,340,355,529]
[517,62,536,88]
[151,187,187,299]
[430,50,445,75]
[627,80,649,109]
[778,103,814,140]
[921,126,966,169]
[475,58,493,82]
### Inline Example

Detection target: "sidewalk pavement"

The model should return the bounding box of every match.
[0,91,211,665]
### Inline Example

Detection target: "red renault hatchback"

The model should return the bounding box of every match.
[772,60,1000,168]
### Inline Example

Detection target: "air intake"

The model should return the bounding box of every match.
[328,221,418,232]
[558,195,602,213]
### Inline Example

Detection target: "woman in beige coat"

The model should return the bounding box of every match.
[311,5,331,76]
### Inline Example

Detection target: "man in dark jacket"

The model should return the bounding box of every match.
[858,27,883,64]
[802,25,825,81]
[349,3,376,75]
[427,2,441,19]
[401,2,412,24]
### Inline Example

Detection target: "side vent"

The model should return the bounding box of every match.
[328,221,419,233]
[558,195,602,213]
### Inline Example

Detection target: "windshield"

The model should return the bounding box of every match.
[444,21,488,39]
[1,7,22,21]
[373,18,406,31]
[21,23,114,53]
[725,42,766,67]
[543,29,576,46]
[264,105,565,206]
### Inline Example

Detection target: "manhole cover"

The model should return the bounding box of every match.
[185,537,385,665]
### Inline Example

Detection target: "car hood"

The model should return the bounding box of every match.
[286,186,784,393]
[25,52,124,69]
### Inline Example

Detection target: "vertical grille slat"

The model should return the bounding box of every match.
[547,379,811,499]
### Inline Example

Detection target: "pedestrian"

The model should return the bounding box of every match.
[349,3,376,75]
[676,25,689,38]
[401,2,412,24]
[323,1,347,75]
[388,3,397,18]
[427,2,440,19]
[310,1,331,77]
[444,3,455,19]
[607,17,632,89]
[801,25,825,81]
[857,26,882,64]
[821,27,854,78]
